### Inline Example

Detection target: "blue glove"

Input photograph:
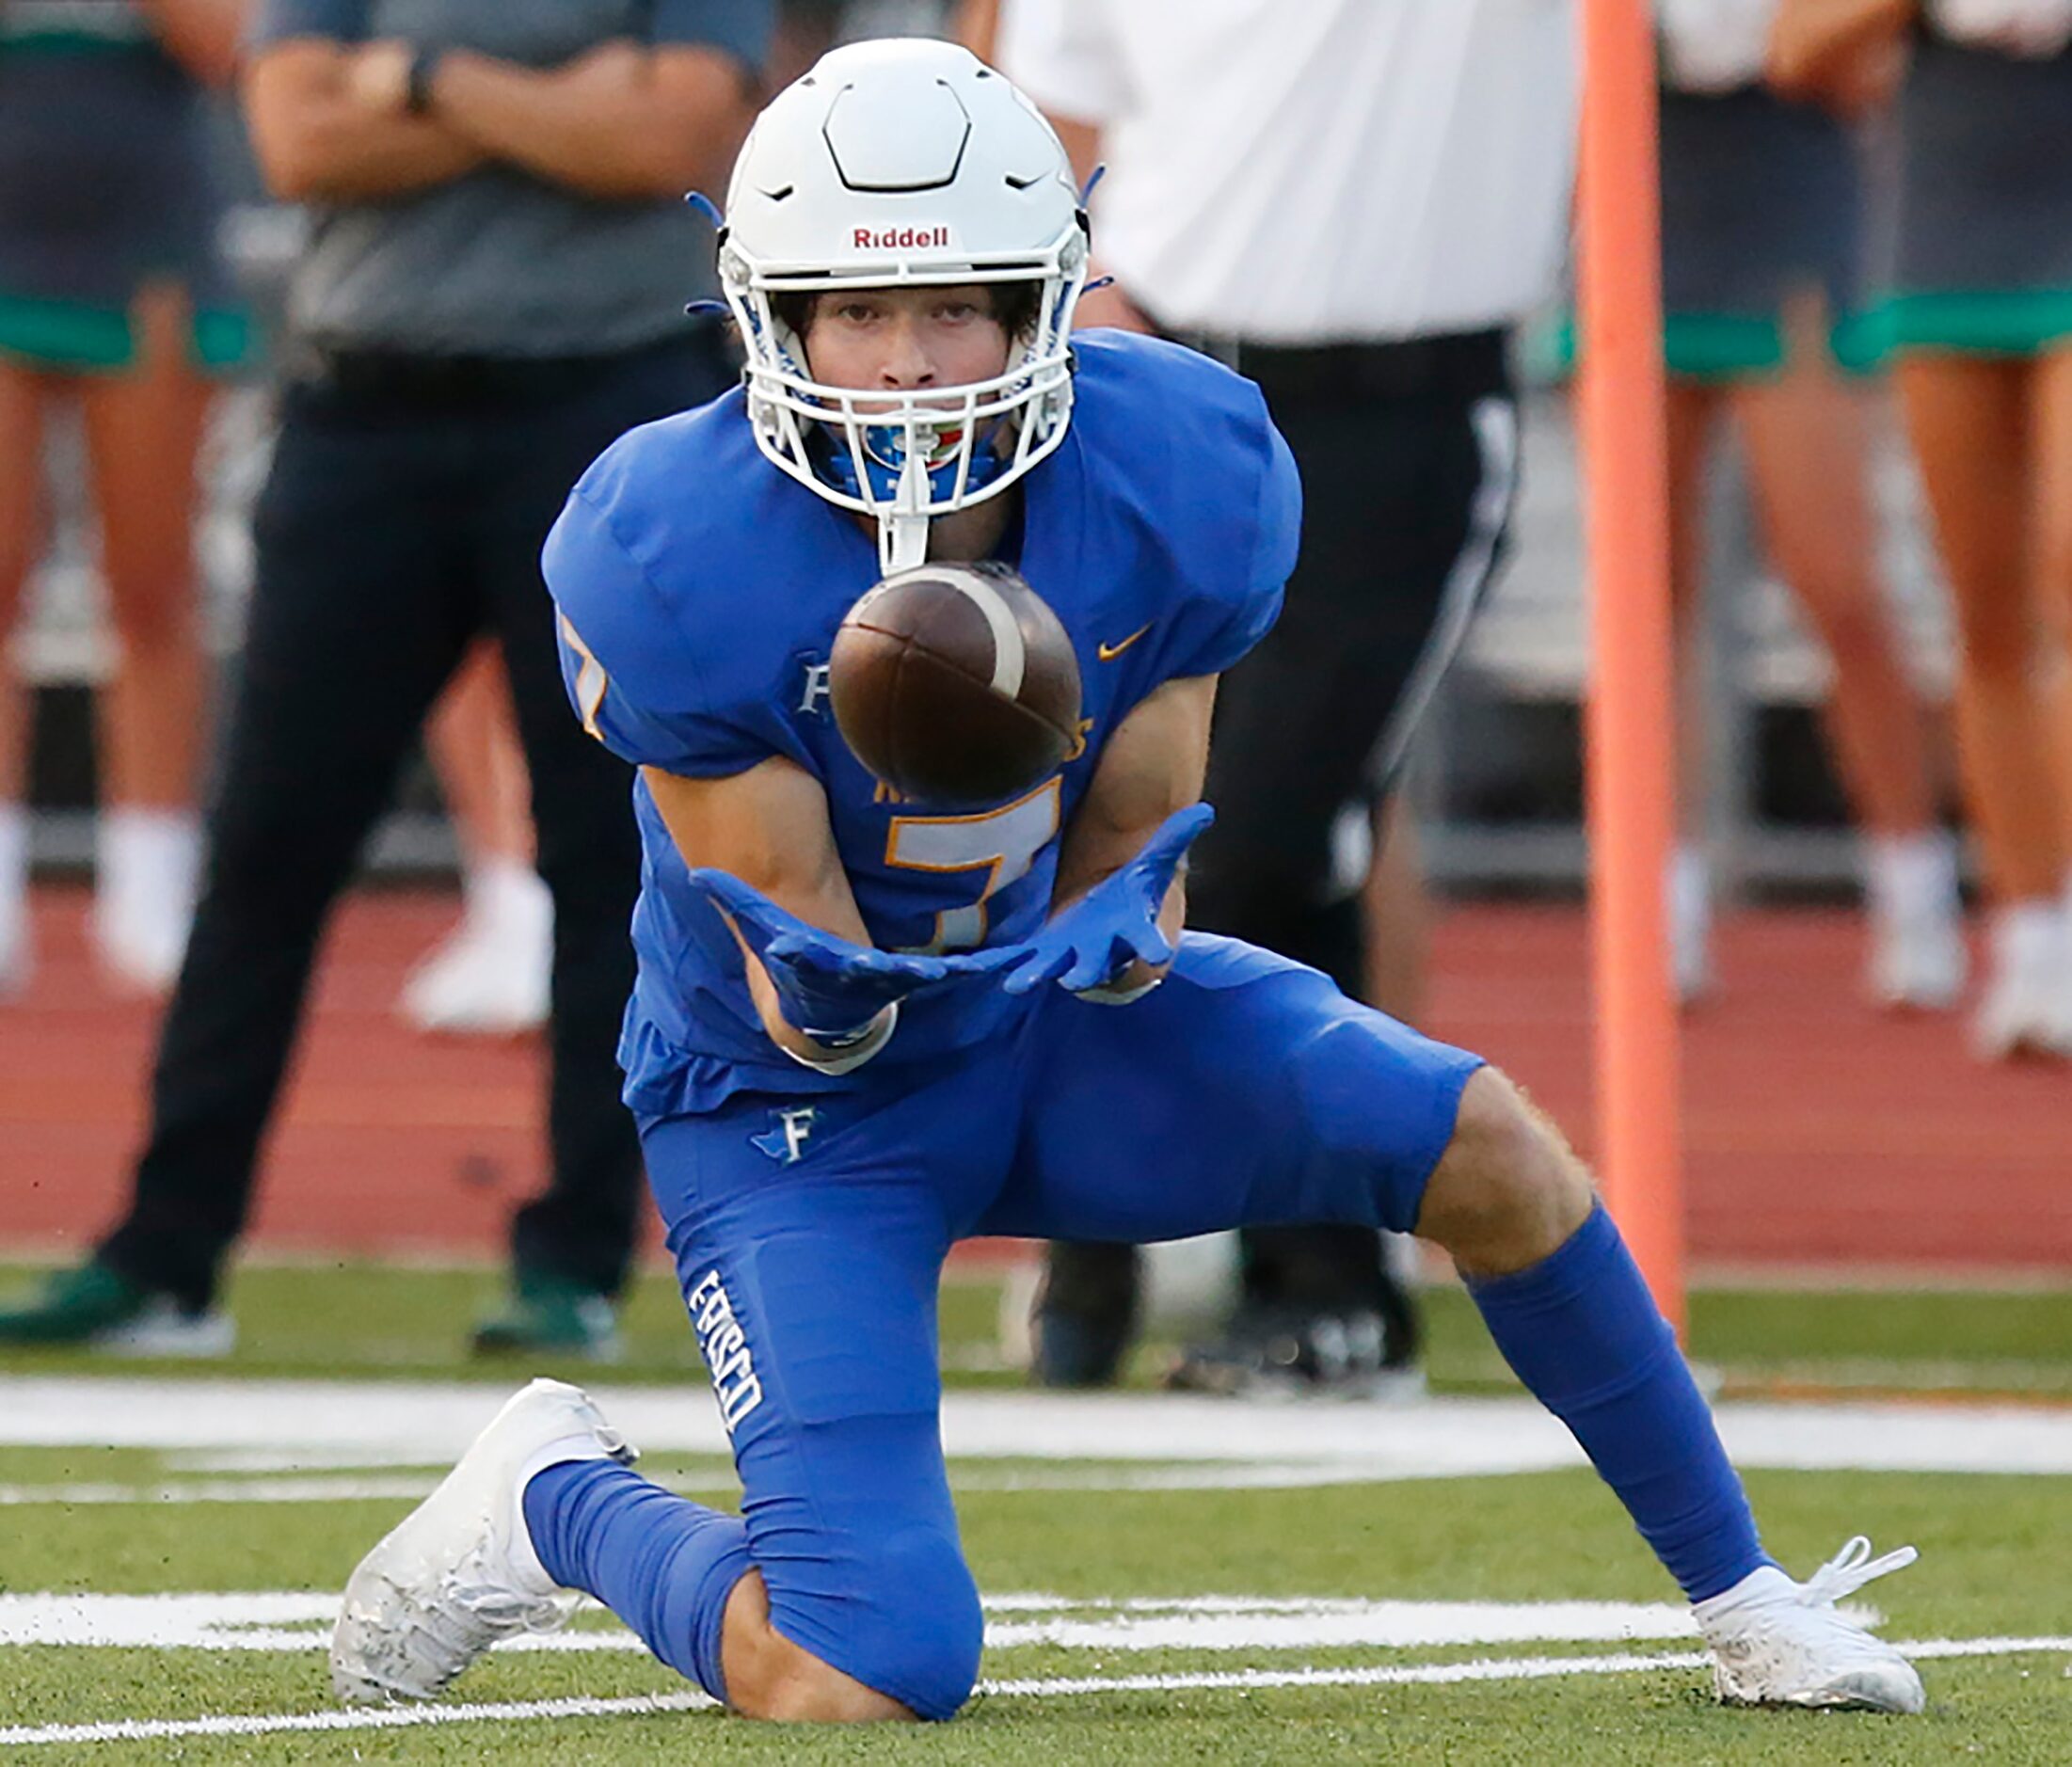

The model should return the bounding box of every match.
[998,804,1214,998]
[688,869,1011,1041]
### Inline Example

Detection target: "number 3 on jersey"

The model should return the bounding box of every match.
[885,778,1061,952]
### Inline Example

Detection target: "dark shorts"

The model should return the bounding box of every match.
[1545,86,1876,385]
[0,41,245,373]
[1885,37,2072,358]
[0,294,249,375]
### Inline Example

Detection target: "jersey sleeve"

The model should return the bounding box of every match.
[1162,415,1299,679]
[544,477,818,781]
[997,0,1135,124]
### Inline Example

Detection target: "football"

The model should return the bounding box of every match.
[830,561,1083,806]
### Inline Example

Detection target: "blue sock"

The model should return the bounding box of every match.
[523,1458,753,1700]
[1465,1202,1769,1602]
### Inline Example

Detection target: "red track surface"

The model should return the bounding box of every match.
[2,887,2067,1272]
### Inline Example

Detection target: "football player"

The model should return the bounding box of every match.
[330,40,1924,1724]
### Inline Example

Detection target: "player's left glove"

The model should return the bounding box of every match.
[998,803,1214,998]
[687,868,1011,1042]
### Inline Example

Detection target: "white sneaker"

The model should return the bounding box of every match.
[1972,901,2072,1061]
[1695,1536,1924,1713]
[331,1378,636,1704]
[400,863,552,1036]
[0,904,30,1001]
[1669,847,1715,1004]
[1864,833,1966,1011]
[91,809,200,995]
[0,804,31,999]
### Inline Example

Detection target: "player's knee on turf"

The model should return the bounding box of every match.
[1413,1068,1594,1278]
[723,1596,913,1723]
[724,1531,984,1724]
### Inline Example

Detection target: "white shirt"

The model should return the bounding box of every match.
[998,0,1580,343]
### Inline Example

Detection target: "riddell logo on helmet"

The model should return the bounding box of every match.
[853,225,953,249]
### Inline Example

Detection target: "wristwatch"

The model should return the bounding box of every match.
[404,45,444,116]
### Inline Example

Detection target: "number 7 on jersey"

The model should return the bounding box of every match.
[884,778,1061,952]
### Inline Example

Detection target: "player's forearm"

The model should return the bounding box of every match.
[641,761,884,1062]
[426,46,754,202]
[138,0,247,84]
[1052,677,1215,907]
[246,48,483,202]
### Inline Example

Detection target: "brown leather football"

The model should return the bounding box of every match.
[830,561,1083,807]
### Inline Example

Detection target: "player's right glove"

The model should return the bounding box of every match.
[998,803,1214,998]
[687,868,1010,1043]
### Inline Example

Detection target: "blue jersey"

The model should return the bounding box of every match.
[544,330,1300,1115]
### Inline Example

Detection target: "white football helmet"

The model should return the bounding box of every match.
[717,40,1092,571]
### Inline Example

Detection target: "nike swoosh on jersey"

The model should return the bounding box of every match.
[1097,624,1154,661]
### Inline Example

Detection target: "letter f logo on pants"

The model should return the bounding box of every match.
[752,1106,819,1165]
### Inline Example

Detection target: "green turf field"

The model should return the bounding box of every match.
[4,1258,2071,1396]
[1,1263,2068,1761]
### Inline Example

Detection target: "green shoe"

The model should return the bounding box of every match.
[0,1261,235,1357]
[470,1274,622,1362]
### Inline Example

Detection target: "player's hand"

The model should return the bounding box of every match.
[998,804,1213,998]
[687,869,1010,1040]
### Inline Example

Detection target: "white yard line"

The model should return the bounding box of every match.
[0,1460,1509,1507]
[7,1377,2072,1476]
[0,1692,714,1748]
[3,1638,2068,1748]
[0,1591,1711,1654]
[0,1476,441,1507]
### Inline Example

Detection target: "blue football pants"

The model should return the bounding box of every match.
[636,934,1482,1715]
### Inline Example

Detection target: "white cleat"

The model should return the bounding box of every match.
[1864,833,1966,1011]
[1696,1536,1925,1713]
[1971,902,2072,1062]
[331,1378,636,1704]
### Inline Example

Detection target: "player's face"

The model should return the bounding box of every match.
[801,286,1013,411]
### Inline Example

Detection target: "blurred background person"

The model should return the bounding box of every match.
[0,0,771,1359]
[0,0,250,997]
[398,645,552,1038]
[1776,0,2072,1057]
[393,0,884,1047]
[391,0,877,1045]
[1650,0,1962,1006]
[996,0,1579,1396]
[1883,6,2072,1056]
